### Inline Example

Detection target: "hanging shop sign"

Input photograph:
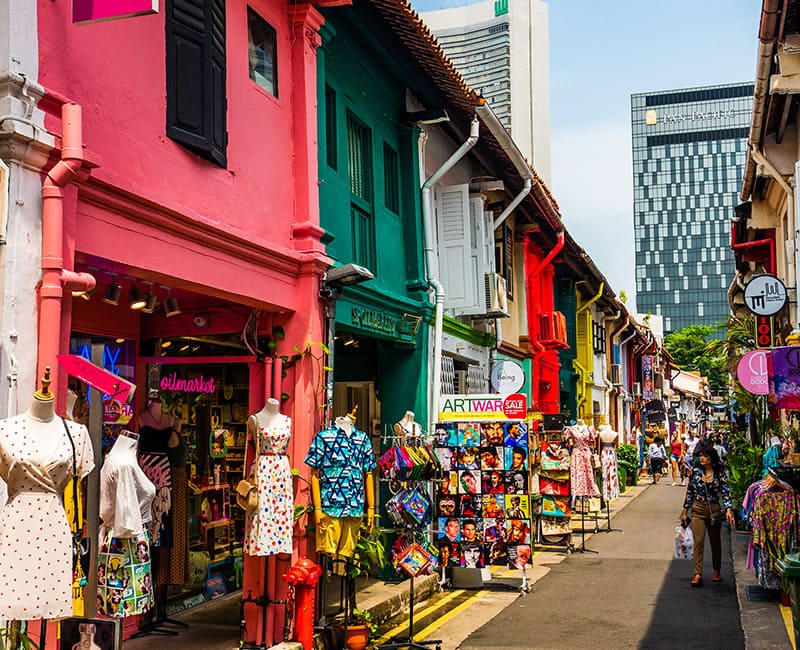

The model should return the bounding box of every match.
[768,346,800,409]
[439,393,527,420]
[339,303,418,344]
[738,350,769,395]
[490,360,525,395]
[744,274,787,317]
[641,356,654,399]
[58,354,136,404]
[73,0,158,24]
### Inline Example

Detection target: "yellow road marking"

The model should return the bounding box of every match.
[372,589,465,646]
[414,589,489,640]
[376,549,544,645]
[780,604,796,650]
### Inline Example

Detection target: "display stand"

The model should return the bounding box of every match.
[573,497,598,555]
[602,498,622,534]
[379,575,441,650]
[534,425,573,553]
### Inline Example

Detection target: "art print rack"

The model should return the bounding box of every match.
[533,415,574,553]
[377,422,442,650]
[432,412,534,593]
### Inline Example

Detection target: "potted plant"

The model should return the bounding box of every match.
[340,523,387,649]
[342,608,377,650]
[617,443,640,485]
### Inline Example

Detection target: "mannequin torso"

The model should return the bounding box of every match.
[598,425,619,446]
[394,410,421,439]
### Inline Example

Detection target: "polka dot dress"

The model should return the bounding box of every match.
[0,414,94,619]
[244,415,293,556]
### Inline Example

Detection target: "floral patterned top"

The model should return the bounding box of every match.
[682,467,733,511]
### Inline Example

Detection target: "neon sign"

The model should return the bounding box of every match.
[160,372,216,394]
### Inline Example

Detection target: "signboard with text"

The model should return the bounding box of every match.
[737,350,769,395]
[57,354,136,403]
[439,394,528,421]
[641,356,654,400]
[744,274,787,317]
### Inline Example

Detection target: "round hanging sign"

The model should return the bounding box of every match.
[737,349,769,395]
[490,360,525,394]
[743,274,787,316]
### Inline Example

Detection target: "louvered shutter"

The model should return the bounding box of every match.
[166,0,228,167]
[435,184,474,311]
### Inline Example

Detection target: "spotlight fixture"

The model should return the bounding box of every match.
[73,285,96,300]
[103,281,122,306]
[164,295,181,318]
[129,286,147,310]
[141,290,158,314]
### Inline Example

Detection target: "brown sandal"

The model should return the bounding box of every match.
[712,572,722,582]
[691,574,702,587]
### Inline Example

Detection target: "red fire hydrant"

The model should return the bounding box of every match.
[285,556,322,650]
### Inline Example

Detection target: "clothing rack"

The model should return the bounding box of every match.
[377,425,441,649]
[572,497,599,554]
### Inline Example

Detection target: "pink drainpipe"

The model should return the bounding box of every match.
[38,102,96,394]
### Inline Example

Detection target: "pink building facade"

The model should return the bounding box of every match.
[0,0,330,644]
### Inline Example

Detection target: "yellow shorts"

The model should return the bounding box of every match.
[316,514,362,560]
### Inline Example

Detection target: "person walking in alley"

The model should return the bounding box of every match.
[647,436,667,484]
[679,441,735,587]
[669,432,683,485]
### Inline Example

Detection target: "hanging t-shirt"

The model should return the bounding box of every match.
[304,424,376,517]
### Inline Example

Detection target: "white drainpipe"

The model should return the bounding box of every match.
[422,116,480,432]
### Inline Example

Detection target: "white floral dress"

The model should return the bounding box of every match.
[244,415,293,556]
[0,415,94,619]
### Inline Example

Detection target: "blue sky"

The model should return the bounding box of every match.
[410,0,761,310]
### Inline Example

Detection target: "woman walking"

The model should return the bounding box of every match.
[647,436,667,484]
[679,441,735,586]
[669,432,683,486]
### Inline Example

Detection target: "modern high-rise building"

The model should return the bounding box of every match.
[631,82,754,333]
[420,0,551,184]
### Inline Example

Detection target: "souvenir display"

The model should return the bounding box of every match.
[433,420,532,568]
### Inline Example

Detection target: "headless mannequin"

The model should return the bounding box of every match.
[139,397,181,448]
[576,418,586,427]
[247,397,286,441]
[598,424,619,446]
[393,410,421,441]
[311,414,375,530]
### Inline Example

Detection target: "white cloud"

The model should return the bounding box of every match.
[549,119,637,309]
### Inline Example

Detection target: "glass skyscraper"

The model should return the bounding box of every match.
[631,82,754,333]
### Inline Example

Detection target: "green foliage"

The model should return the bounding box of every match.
[0,622,39,650]
[726,430,764,509]
[347,523,388,580]
[349,608,378,636]
[664,324,728,393]
[616,443,639,467]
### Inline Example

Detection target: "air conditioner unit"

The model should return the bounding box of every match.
[632,382,642,397]
[538,311,569,349]
[610,364,622,386]
[482,272,510,318]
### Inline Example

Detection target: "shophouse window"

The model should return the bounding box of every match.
[347,112,375,270]
[248,7,277,96]
[325,85,337,169]
[383,143,399,214]
[166,0,228,167]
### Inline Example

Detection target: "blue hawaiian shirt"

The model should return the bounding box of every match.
[304,425,376,517]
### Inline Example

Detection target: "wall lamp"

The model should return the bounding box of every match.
[129,285,147,310]
[103,279,122,306]
[320,263,374,298]
[164,295,181,318]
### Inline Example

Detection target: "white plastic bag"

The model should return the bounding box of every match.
[673,524,694,560]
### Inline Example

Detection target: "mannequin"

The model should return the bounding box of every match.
[597,425,620,502]
[98,430,156,617]
[305,407,376,572]
[138,388,189,587]
[0,368,95,620]
[243,397,293,556]
[564,419,600,499]
[394,411,422,440]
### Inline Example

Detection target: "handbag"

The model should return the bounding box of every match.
[236,419,260,513]
[703,480,725,526]
[62,418,90,581]
[591,451,602,470]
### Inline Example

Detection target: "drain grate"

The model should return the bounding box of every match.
[746,585,781,602]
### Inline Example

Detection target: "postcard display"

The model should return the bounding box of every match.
[533,423,575,552]
[433,420,534,590]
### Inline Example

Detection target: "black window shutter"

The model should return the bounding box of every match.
[166,0,227,167]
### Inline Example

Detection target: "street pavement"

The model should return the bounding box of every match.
[458,480,745,650]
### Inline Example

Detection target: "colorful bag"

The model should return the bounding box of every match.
[673,524,694,560]
[541,516,572,536]
[540,495,570,518]
[538,476,570,496]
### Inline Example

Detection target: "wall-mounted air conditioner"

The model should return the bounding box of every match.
[610,364,622,386]
[481,272,509,318]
